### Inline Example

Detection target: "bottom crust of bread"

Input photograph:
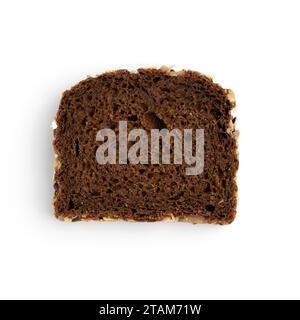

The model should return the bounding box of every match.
[54,210,236,225]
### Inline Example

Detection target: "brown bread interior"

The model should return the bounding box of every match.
[53,67,238,224]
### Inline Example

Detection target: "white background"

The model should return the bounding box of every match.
[0,0,299,300]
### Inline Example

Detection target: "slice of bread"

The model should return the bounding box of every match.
[53,67,238,224]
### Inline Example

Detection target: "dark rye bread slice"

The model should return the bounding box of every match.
[53,67,238,224]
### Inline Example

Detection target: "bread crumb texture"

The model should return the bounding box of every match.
[53,67,238,224]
